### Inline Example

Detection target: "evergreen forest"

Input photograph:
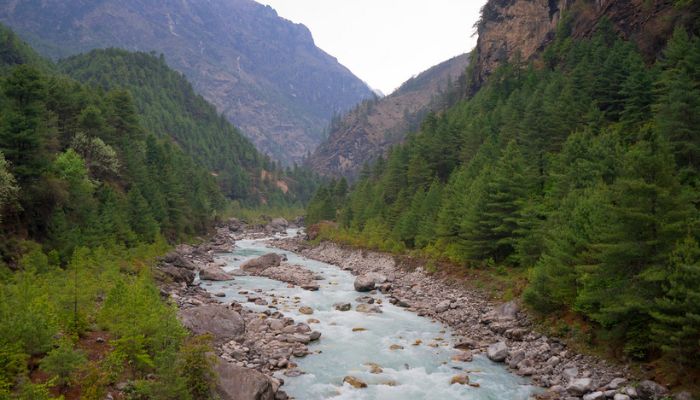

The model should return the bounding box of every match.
[307,20,700,369]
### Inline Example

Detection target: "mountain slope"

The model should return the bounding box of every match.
[57,48,319,205]
[308,54,470,179]
[470,0,697,91]
[0,0,373,165]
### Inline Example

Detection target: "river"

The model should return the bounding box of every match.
[201,230,540,400]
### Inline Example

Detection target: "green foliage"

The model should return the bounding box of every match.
[313,23,700,363]
[177,335,218,400]
[0,152,17,222]
[40,340,87,387]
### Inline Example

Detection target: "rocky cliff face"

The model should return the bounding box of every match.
[308,54,470,179]
[472,0,691,89]
[0,0,373,165]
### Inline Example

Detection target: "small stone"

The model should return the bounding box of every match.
[356,303,382,313]
[334,302,351,311]
[343,376,367,389]
[413,339,422,346]
[389,344,404,350]
[607,378,627,390]
[95,337,105,343]
[299,306,313,315]
[309,331,321,341]
[450,374,469,385]
[452,350,473,362]
[307,318,320,324]
[214,292,226,297]
[583,392,605,400]
[614,395,631,400]
[436,300,451,313]
[637,380,668,400]
[365,363,383,374]
[352,327,367,332]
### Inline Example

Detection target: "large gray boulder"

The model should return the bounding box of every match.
[241,253,283,273]
[178,305,245,345]
[265,218,289,233]
[487,341,509,362]
[216,359,275,400]
[566,378,594,396]
[353,273,387,292]
[199,266,235,281]
[637,380,669,400]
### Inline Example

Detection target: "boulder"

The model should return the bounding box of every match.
[199,266,235,281]
[216,359,275,400]
[266,218,289,233]
[607,378,627,390]
[487,342,509,362]
[566,378,594,396]
[614,395,631,400]
[637,380,669,400]
[452,350,473,362]
[356,304,382,313]
[334,302,352,311]
[583,392,605,400]
[299,306,313,315]
[241,253,283,273]
[353,273,386,292]
[436,300,451,313]
[494,300,519,320]
[354,274,376,292]
[157,265,195,285]
[343,376,367,389]
[161,252,196,270]
[178,305,245,345]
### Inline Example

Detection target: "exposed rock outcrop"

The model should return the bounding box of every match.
[471,0,689,92]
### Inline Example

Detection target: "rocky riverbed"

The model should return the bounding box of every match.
[269,239,691,400]
[154,217,691,400]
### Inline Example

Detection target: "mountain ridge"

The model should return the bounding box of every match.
[308,53,470,179]
[0,0,374,165]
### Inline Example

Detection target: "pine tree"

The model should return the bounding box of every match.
[652,235,700,367]
[460,141,531,264]
[575,131,695,358]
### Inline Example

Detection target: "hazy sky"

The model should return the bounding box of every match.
[255,0,486,94]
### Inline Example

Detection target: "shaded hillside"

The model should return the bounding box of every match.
[0,0,373,165]
[308,54,470,179]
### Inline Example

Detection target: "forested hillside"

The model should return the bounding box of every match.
[57,48,318,204]
[0,26,226,398]
[308,15,700,377]
[308,54,470,180]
